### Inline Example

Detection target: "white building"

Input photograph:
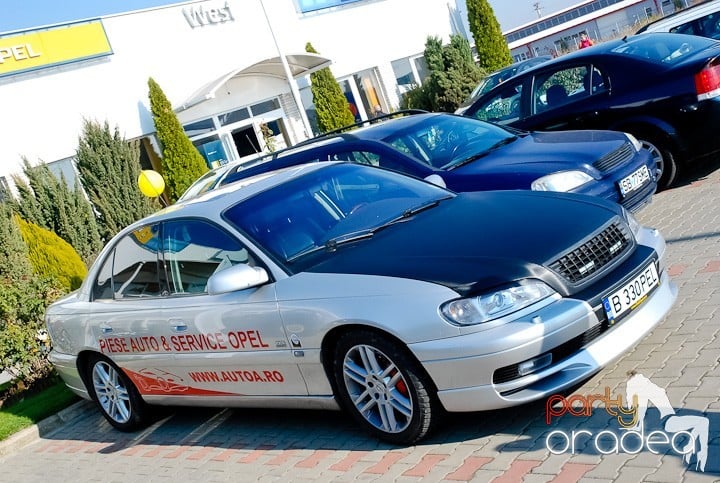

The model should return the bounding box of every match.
[0,0,467,192]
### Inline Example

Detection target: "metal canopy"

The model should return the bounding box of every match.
[178,53,331,111]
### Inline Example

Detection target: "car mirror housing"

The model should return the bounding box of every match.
[207,264,270,295]
[424,174,446,188]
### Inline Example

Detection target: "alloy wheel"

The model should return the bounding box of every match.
[342,344,413,434]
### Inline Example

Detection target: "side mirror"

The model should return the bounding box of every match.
[424,174,446,188]
[207,264,269,295]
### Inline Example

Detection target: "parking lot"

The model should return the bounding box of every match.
[1,158,719,483]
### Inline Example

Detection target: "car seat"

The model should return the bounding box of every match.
[546,84,568,107]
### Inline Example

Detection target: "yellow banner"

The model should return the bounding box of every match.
[0,21,112,77]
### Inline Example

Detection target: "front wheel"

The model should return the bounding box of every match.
[86,354,149,431]
[332,330,440,444]
[639,138,677,191]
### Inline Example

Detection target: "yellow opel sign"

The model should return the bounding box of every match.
[0,21,112,77]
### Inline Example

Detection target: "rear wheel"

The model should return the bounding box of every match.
[86,354,148,431]
[332,330,440,444]
[639,138,677,191]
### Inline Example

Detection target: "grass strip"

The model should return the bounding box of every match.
[0,380,79,441]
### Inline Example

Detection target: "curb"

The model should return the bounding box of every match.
[0,399,94,458]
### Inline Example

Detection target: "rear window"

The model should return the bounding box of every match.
[612,34,715,64]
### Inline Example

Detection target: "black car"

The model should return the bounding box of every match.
[183,112,656,213]
[463,32,720,189]
[456,55,553,114]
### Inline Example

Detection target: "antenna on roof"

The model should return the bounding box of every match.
[533,2,543,19]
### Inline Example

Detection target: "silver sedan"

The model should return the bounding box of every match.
[46,162,677,444]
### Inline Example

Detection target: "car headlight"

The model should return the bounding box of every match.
[621,207,641,238]
[440,281,556,326]
[625,133,643,152]
[531,171,593,192]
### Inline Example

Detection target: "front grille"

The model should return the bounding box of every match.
[549,222,631,285]
[593,142,634,172]
[494,307,610,386]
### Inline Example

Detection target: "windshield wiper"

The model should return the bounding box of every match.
[445,136,517,170]
[286,196,451,262]
[286,229,375,262]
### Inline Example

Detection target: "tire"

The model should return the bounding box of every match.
[86,354,149,431]
[639,138,677,191]
[332,330,440,444]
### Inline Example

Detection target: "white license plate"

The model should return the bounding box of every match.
[619,165,651,196]
[602,262,659,323]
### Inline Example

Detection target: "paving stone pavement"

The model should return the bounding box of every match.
[2,159,719,482]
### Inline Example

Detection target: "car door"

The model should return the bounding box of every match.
[519,63,612,132]
[89,223,177,393]
[158,218,308,397]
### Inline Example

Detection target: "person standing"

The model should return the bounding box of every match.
[579,32,594,49]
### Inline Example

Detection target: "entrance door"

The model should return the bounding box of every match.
[231,125,262,158]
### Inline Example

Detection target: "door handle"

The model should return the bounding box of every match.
[169,320,188,332]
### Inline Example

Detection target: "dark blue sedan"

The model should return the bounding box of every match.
[186,112,657,212]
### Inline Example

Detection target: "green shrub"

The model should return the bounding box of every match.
[0,277,61,383]
[16,217,86,292]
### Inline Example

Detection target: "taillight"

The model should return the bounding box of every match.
[695,61,720,101]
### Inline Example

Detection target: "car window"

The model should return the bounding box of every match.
[162,219,251,296]
[382,116,516,170]
[670,22,697,36]
[610,34,712,64]
[532,65,607,114]
[699,12,720,39]
[467,81,523,125]
[94,224,163,300]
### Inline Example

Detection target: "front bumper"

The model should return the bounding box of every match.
[412,267,676,412]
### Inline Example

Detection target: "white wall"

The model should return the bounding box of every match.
[0,0,457,183]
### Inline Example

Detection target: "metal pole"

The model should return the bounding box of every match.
[258,0,313,139]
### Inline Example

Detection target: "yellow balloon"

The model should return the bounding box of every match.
[138,170,165,198]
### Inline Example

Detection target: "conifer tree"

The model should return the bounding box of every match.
[401,35,484,113]
[148,77,209,202]
[13,160,102,263]
[466,0,512,73]
[75,119,157,239]
[305,43,355,133]
[0,204,32,280]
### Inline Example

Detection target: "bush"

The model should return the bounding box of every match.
[0,277,61,384]
[16,216,86,292]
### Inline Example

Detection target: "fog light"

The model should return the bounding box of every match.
[517,353,553,377]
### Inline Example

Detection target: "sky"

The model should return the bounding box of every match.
[0,0,581,34]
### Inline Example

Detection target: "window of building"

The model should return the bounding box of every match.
[47,158,79,190]
[218,107,250,127]
[391,54,428,96]
[249,98,280,116]
[183,118,215,137]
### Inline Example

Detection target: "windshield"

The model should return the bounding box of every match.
[223,164,452,262]
[178,166,229,201]
[612,33,715,64]
[381,116,517,170]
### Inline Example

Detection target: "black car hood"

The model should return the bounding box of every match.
[295,191,623,296]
